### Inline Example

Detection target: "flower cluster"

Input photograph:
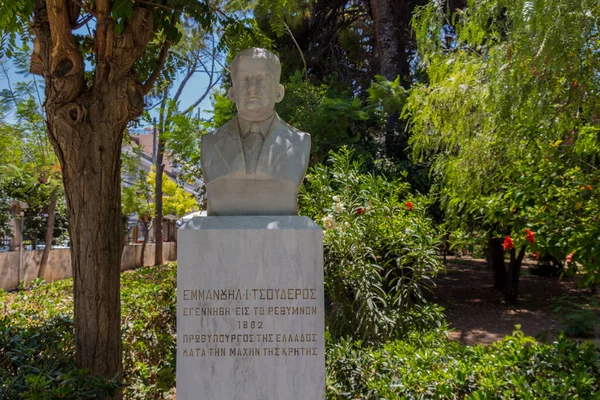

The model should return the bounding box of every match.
[503,229,536,251]
[332,195,345,213]
[503,236,514,250]
[566,251,575,263]
[321,214,335,230]
[525,229,535,244]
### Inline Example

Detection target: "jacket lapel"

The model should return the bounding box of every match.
[256,114,292,178]
[214,118,246,177]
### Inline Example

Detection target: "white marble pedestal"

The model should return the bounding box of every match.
[177,216,325,400]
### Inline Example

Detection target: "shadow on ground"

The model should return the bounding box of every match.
[430,256,600,345]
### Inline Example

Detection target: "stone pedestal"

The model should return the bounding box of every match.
[177,216,324,400]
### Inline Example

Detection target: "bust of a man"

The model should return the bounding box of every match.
[201,48,311,216]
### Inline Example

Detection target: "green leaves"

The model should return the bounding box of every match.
[407,0,600,282]
[0,264,177,399]
[299,147,443,342]
[326,328,600,399]
[0,0,33,58]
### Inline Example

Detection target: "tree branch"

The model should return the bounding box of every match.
[46,0,85,102]
[182,75,221,115]
[73,14,94,30]
[167,60,197,118]
[143,40,171,95]
[284,21,313,133]
[95,0,112,62]
[71,0,97,18]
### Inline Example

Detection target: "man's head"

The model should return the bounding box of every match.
[228,48,285,122]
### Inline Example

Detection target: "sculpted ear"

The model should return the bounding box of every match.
[227,87,235,103]
[276,84,285,103]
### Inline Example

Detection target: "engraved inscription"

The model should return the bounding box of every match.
[180,286,320,358]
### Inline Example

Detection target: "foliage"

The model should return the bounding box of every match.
[407,0,600,284]
[327,327,600,399]
[2,265,599,399]
[123,169,198,219]
[122,169,154,222]
[553,294,600,338]
[212,70,389,162]
[0,177,68,246]
[0,59,66,243]
[0,264,177,399]
[147,171,198,218]
[299,147,444,341]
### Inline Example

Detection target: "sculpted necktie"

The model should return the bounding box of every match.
[243,122,263,175]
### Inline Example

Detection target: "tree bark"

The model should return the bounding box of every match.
[140,217,150,267]
[47,112,125,383]
[505,246,526,306]
[368,0,412,158]
[487,237,506,290]
[154,133,165,266]
[38,187,57,279]
[32,1,154,391]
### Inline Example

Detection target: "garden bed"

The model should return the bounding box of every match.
[1,263,599,399]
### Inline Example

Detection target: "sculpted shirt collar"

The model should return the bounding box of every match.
[237,113,276,138]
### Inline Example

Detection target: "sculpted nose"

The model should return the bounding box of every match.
[247,77,260,95]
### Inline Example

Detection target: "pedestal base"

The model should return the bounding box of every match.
[177,216,324,400]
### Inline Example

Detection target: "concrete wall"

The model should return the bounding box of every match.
[0,242,177,291]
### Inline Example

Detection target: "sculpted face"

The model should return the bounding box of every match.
[229,55,285,122]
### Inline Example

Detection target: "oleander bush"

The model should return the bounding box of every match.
[2,264,600,399]
[299,147,444,341]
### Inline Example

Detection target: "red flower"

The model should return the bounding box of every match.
[406,201,413,210]
[566,252,575,263]
[503,236,514,250]
[525,229,535,244]
[355,207,365,215]
[533,252,540,260]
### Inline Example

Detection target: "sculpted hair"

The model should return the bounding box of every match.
[230,48,281,82]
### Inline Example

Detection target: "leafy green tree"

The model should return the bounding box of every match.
[147,170,198,218]
[122,168,153,263]
[146,21,220,265]
[122,166,198,264]
[0,0,236,387]
[406,0,600,303]
[0,57,67,274]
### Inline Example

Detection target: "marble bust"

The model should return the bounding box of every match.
[201,48,311,215]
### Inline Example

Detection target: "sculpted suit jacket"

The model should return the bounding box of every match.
[201,113,311,216]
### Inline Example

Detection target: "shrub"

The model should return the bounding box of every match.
[0,264,177,399]
[2,265,599,399]
[326,327,600,399]
[299,147,444,341]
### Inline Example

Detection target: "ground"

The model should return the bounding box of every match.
[432,256,600,346]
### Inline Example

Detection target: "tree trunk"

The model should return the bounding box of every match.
[32,1,155,394]
[47,116,125,385]
[154,135,164,266]
[38,187,57,279]
[140,218,149,267]
[487,237,506,290]
[505,246,526,306]
[369,0,413,159]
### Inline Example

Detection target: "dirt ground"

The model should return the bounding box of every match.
[431,256,600,345]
